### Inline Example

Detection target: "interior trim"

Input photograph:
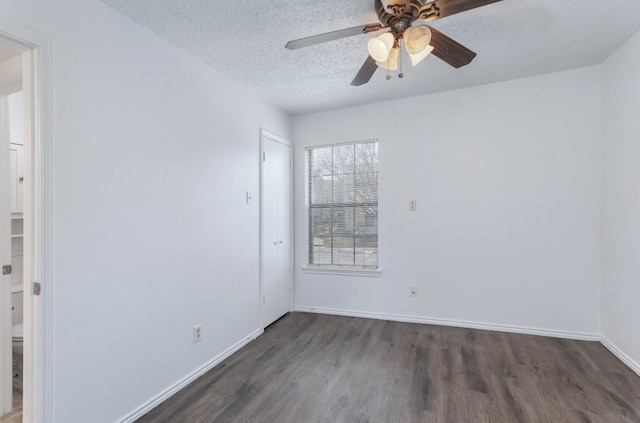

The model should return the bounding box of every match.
[600,336,640,377]
[117,328,264,423]
[293,305,600,341]
[302,266,382,277]
[115,311,640,421]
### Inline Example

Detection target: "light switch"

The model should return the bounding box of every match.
[246,192,253,204]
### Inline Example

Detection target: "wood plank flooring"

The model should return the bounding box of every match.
[137,313,640,423]
[0,387,22,423]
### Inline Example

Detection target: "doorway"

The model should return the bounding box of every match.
[0,37,28,423]
[260,130,293,328]
[0,19,50,423]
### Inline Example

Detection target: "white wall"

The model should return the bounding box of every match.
[602,31,640,372]
[293,67,602,337]
[2,0,633,418]
[1,1,290,422]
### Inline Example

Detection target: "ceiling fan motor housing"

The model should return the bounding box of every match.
[375,0,440,36]
[375,0,420,31]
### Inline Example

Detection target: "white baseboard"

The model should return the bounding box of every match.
[118,328,264,423]
[293,306,600,341]
[600,337,640,377]
[112,310,640,423]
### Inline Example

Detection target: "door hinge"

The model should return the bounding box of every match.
[33,282,41,296]
[2,265,11,275]
[263,294,266,304]
[263,152,266,162]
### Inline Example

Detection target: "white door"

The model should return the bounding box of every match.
[261,132,292,327]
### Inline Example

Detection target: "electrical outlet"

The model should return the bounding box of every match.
[409,200,417,211]
[193,325,202,343]
[410,286,418,297]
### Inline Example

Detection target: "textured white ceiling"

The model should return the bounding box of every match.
[100,0,640,115]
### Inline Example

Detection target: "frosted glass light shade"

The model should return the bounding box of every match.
[376,47,399,70]
[404,25,432,55]
[367,32,395,62]
[409,44,434,66]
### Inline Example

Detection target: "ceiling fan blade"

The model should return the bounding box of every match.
[421,0,503,21]
[428,26,477,68]
[285,23,384,50]
[351,56,378,86]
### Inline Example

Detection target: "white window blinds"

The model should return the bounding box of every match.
[307,140,378,268]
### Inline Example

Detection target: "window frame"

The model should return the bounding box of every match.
[302,139,382,277]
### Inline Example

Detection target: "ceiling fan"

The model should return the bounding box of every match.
[285,0,503,86]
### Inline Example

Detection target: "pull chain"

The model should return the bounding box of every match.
[386,50,392,80]
[398,39,404,79]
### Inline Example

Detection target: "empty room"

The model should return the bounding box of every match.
[0,0,639,422]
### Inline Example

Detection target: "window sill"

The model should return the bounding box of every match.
[302,266,382,277]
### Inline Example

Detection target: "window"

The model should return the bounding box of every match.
[307,140,378,270]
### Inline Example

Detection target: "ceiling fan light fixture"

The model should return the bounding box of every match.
[367,32,395,62]
[404,25,432,55]
[376,46,399,70]
[409,44,434,66]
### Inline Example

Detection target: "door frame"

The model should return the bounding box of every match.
[259,129,293,329]
[0,17,53,423]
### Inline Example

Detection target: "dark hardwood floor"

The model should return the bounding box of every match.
[137,312,640,422]
[0,386,22,423]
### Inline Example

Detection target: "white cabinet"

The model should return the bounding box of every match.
[10,143,23,214]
